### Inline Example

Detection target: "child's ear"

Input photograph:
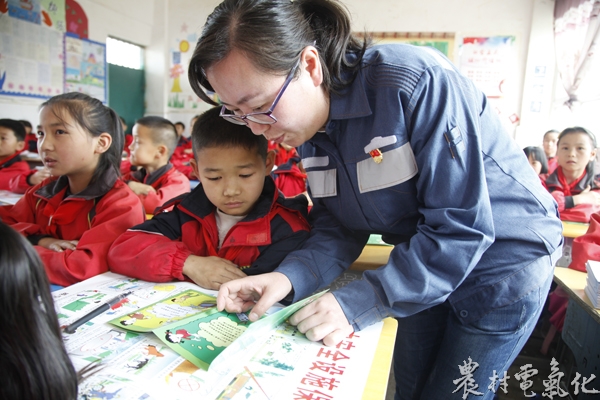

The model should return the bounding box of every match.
[95,133,113,154]
[16,140,25,152]
[189,158,200,180]
[264,150,275,175]
[157,144,168,159]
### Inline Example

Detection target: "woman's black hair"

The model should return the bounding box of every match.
[0,222,78,399]
[188,0,370,105]
[558,126,597,177]
[40,92,124,182]
[523,146,549,174]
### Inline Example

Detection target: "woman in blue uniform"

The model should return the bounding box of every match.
[187,0,563,398]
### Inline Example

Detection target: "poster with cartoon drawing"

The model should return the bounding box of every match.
[108,289,217,332]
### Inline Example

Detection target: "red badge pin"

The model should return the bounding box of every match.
[369,148,383,163]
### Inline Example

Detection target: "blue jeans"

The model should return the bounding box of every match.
[393,267,552,400]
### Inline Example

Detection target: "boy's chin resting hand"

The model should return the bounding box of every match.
[38,237,79,252]
[182,255,247,290]
[29,168,52,186]
[127,181,157,196]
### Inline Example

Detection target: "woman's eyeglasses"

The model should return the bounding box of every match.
[219,59,300,125]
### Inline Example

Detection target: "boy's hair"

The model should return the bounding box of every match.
[0,118,27,142]
[523,146,549,174]
[0,222,78,399]
[41,92,124,182]
[543,129,559,139]
[18,120,33,130]
[191,107,268,160]
[135,116,179,158]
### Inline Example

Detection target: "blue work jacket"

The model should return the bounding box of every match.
[276,44,563,331]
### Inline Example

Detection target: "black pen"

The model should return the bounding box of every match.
[63,291,132,334]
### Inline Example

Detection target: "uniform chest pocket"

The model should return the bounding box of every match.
[357,142,418,193]
[303,156,337,198]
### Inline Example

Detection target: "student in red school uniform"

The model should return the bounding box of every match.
[19,119,39,152]
[0,118,50,191]
[0,119,30,189]
[108,107,310,290]
[0,92,145,288]
[523,146,549,185]
[171,117,198,180]
[545,127,600,220]
[123,116,190,214]
[543,129,560,175]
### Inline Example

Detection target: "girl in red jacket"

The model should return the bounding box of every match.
[545,126,600,218]
[0,92,145,287]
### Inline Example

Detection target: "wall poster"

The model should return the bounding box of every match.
[64,33,106,103]
[0,12,65,98]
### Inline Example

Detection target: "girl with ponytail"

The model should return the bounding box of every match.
[0,92,145,288]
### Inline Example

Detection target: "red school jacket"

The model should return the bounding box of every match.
[0,153,31,191]
[122,163,190,214]
[108,176,310,282]
[0,168,145,286]
[545,166,600,212]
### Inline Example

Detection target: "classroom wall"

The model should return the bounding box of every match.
[0,0,567,147]
[159,0,542,141]
[0,0,155,126]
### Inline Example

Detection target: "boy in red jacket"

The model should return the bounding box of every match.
[123,116,190,214]
[0,119,30,190]
[109,107,310,290]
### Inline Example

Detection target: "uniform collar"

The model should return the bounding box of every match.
[327,54,372,126]
[132,163,173,185]
[0,152,23,168]
[180,176,278,221]
[36,167,119,200]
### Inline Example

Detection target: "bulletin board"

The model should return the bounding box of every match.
[64,33,107,103]
[356,32,455,62]
[0,12,65,99]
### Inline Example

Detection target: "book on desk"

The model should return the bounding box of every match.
[585,261,600,309]
[54,272,390,400]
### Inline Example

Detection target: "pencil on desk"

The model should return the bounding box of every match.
[63,291,132,334]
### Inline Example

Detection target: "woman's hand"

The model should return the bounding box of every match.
[289,292,354,346]
[217,272,292,321]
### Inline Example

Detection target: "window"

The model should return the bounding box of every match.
[106,37,144,70]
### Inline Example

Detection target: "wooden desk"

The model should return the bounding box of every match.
[364,317,397,399]
[553,267,600,397]
[562,221,590,238]
[351,244,393,271]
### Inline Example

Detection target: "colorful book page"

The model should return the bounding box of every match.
[108,289,217,332]
[153,290,327,371]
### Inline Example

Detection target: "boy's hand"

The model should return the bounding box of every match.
[38,237,78,252]
[183,255,247,290]
[29,168,51,186]
[128,181,157,196]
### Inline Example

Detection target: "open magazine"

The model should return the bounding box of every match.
[108,288,326,370]
[54,272,388,400]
